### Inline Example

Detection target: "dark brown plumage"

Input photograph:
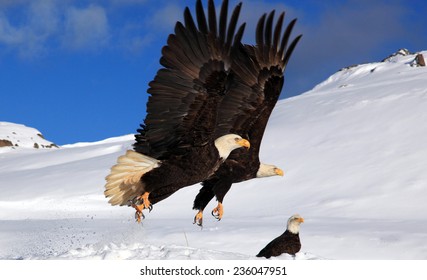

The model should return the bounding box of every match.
[257,214,304,258]
[192,10,302,226]
[104,0,252,222]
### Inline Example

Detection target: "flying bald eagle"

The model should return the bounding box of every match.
[192,11,302,226]
[105,0,252,222]
[256,214,304,258]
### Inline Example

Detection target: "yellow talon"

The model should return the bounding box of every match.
[140,192,151,210]
[132,192,151,223]
[194,210,204,226]
[211,202,224,221]
[132,203,145,223]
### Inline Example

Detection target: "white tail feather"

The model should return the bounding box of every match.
[105,150,161,206]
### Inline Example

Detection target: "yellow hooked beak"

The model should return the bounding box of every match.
[236,138,250,149]
[297,217,305,223]
[274,168,284,176]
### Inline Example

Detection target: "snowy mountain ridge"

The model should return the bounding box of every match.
[312,49,426,92]
[1,50,427,260]
[0,122,58,151]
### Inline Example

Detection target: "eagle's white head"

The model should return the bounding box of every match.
[214,134,250,160]
[256,163,284,178]
[287,214,304,234]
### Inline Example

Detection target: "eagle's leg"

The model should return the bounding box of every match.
[131,192,152,223]
[132,203,145,223]
[193,210,204,227]
[211,202,223,221]
[139,192,152,211]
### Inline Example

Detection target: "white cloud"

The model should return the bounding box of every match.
[0,1,112,57]
[0,14,25,45]
[146,3,183,31]
[116,22,154,55]
[126,34,154,55]
[62,5,110,51]
[0,0,59,58]
[27,0,59,36]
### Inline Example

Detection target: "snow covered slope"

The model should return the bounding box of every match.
[0,122,58,150]
[0,50,426,260]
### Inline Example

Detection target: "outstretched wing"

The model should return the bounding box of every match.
[223,11,302,156]
[244,11,301,152]
[134,0,246,160]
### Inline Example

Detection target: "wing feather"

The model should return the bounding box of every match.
[219,0,228,43]
[208,0,217,37]
[196,0,209,34]
[237,14,301,150]
[215,10,302,158]
[134,0,245,159]
[272,12,284,56]
[226,3,242,48]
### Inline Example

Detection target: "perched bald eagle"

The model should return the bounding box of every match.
[192,11,302,226]
[105,0,252,222]
[256,214,304,258]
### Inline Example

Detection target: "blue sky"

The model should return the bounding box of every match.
[1,0,426,145]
